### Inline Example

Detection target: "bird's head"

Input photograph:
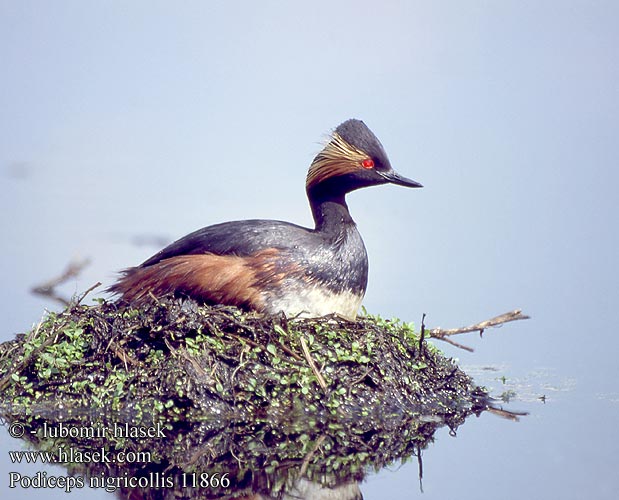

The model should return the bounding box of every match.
[306,119,422,197]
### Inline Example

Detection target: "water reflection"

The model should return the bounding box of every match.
[1,394,522,500]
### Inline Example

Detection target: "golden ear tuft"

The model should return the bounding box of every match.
[306,133,369,189]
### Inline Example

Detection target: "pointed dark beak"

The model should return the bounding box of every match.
[378,169,423,188]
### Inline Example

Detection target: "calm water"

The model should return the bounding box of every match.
[2,2,618,498]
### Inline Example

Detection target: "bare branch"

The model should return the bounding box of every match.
[31,258,91,305]
[436,336,475,352]
[427,309,529,352]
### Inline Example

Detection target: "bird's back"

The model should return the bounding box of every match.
[110,218,368,319]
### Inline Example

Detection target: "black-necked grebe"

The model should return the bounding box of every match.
[109,119,422,320]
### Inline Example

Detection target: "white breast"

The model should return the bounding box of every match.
[265,284,364,320]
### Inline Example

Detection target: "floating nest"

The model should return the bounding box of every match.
[0,298,499,499]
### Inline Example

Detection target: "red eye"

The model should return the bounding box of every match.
[361,159,374,169]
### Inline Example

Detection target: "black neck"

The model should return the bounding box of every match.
[307,188,355,234]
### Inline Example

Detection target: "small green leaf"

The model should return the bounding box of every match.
[273,325,287,337]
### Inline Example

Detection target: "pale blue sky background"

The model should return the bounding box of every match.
[1,1,618,498]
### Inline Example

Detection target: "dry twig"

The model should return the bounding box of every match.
[31,258,91,305]
[300,337,328,391]
[299,435,327,476]
[426,310,530,352]
[76,282,102,305]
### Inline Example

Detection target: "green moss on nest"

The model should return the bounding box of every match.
[1,298,496,499]
[0,298,482,423]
